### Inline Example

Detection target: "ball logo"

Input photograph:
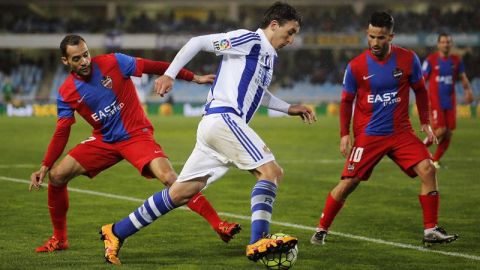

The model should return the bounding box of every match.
[213,39,231,51]
[101,76,113,89]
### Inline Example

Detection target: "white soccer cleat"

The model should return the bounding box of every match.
[423,226,458,247]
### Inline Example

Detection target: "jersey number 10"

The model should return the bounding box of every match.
[348,147,364,163]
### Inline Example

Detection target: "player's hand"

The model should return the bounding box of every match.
[339,135,352,158]
[155,75,174,97]
[421,124,438,145]
[29,165,49,191]
[464,91,474,104]
[287,105,317,124]
[192,74,215,84]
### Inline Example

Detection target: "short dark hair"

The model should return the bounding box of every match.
[60,34,86,57]
[369,11,394,32]
[260,2,302,29]
[437,32,451,42]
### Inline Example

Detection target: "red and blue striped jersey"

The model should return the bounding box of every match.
[57,53,151,143]
[342,46,424,137]
[422,52,464,110]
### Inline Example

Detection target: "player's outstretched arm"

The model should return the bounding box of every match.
[192,74,215,84]
[288,105,317,124]
[30,165,49,191]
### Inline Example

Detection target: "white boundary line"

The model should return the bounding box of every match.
[1,156,479,169]
[1,175,479,262]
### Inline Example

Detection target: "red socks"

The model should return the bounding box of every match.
[48,183,69,241]
[187,192,221,229]
[419,193,439,229]
[318,193,344,230]
[433,137,451,162]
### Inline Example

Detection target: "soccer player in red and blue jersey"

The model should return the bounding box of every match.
[422,33,474,168]
[310,12,458,246]
[29,35,240,253]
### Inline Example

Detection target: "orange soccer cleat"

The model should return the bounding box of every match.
[246,235,298,262]
[215,220,242,243]
[100,224,123,265]
[35,236,69,253]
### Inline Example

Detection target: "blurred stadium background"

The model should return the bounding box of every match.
[1,0,479,118]
[1,1,480,269]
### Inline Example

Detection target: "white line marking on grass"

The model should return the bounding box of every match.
[2,175,479,261]
[2,156,479,169]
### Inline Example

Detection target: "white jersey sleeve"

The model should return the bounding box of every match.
[210,29,262,56]
[261,89,291,113]
[164,30,261,79]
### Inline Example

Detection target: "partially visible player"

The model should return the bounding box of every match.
[99,2,315,265]
[30,34,240,253]
[422,33,474,168]
[310,12,458,246]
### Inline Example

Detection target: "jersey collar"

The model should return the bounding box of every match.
[257,29,278,57]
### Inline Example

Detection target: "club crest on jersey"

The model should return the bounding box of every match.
[392,68,403,79]
[101,76,113,89]
[213,39,231,51]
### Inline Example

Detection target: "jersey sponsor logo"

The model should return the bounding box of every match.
[213,39,231,51]
[367,91,401,106]
[363,74,375,80]
[392,68,403,79]
[91,100,124,122]
[435,75,453,85]
[101,76,113,89]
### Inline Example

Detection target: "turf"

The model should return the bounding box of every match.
[0,115,479,270]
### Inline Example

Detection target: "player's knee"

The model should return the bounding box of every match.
[417,160,436,178]
[436,127,447,139]
[264,164,284,182]
[48,169,68,186]
[169,181,203,205]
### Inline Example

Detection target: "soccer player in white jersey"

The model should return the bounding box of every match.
[99,2,316,265]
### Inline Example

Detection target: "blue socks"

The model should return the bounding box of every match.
[250,180,277,244]
[113,188,176,240]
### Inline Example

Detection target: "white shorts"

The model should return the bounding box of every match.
[177,113,275,184]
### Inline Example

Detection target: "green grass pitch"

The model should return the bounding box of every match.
[0,115,479,270]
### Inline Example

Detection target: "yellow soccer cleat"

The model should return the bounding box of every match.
[100,224,122,265]
[246,235,298,262]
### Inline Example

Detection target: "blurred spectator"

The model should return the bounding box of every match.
[2,76,14,103]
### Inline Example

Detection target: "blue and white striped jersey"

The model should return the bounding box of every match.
[203,29,278,123]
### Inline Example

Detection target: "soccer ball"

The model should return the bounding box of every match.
[260,233,298,270]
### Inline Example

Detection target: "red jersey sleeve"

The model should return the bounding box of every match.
[340,91,355,137]
[42,118,75,168]
[411,79,430,125]
[140,59,194,81]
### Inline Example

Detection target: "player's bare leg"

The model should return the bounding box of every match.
[414,159,458,246]
[36,155,86,252]
[432,128,452,168]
